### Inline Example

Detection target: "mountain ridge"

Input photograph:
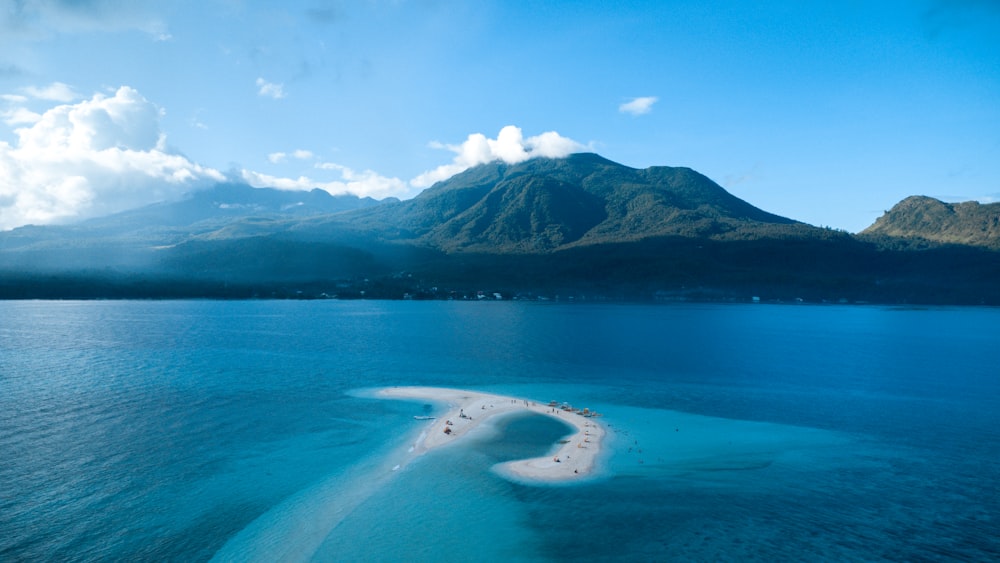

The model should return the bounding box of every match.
[1,154,998,304]
[322,153,806,253]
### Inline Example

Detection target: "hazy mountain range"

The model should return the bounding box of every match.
[1,154,998,303]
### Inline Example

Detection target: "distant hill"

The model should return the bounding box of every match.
[1,155,998,304]
[861,196,1000,250]
[0,183,383,270]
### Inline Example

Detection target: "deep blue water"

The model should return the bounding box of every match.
[1,301,998,561]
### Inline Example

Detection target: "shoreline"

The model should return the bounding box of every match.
[376,386,607,483]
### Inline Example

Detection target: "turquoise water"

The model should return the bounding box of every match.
[1,301,998,561]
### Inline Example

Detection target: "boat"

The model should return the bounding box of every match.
[413,415,436,420]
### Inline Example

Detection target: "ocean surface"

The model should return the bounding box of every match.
[1,300,998,561]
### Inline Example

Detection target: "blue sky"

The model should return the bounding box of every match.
[1,0,998,232]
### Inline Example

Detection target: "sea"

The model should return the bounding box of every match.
[1,300,998,562]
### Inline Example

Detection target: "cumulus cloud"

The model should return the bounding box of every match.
[241,162,410,199]
[0,105,589,228]
[411,125,586,188]
[619,96,658,116]
[0,86,224,230]
[256,78,286,99]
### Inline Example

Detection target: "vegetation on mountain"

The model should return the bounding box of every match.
[1,154,997,304]
[861,196,1000,250]
[336,153,803,252]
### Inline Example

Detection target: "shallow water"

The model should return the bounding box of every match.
[1,301,998,561]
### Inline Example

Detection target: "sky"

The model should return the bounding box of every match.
[1,0,998,233]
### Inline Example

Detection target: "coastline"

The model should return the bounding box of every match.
[376,386,607,483]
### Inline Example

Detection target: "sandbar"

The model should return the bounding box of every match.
[376,386,606,483]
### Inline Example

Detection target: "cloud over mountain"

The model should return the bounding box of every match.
[0,83,587,229]
[241,162,409,199]
[256,126,586,199]
[0,86,223,229]
[411,126,586,188]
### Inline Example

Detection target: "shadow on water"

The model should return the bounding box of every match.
[464,411,576,465]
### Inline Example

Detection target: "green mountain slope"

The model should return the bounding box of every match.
[327,153,809,252]
[861,196,1000,250]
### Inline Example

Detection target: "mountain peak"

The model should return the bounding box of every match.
[360,152,798,252]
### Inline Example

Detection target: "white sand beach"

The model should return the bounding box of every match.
[377,386,607,483]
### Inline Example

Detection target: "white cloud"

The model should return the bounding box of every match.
[1,107,42,126]
[0,86,224,230]
[1,105,589,229]
[18,86,163,152]
[411,125,585,188]
[256,78,286,99]
[529,131,589,158]
[268,149,314,164]
[23,82,78,102]
[242,162,411,199]
[619,96,658,116]
[0,83,78,125]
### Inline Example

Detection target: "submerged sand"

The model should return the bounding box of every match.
[377,386,607,483]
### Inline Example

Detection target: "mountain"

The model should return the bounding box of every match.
[0,183,383,270]
[332,153,807,252]
[860,196,1000,250]
[1,155,998,304]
